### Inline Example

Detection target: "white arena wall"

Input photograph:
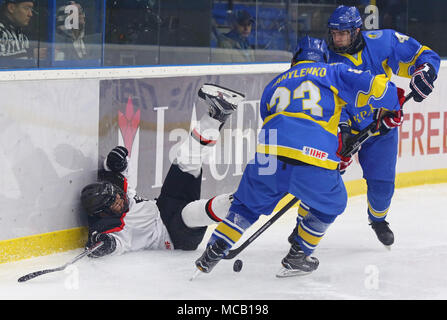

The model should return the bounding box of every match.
[0,61,446,263]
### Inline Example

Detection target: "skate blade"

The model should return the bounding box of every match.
[190,268,202,281]
[384,245,392,251]
[276,267,313,278]
[200,84,245,103]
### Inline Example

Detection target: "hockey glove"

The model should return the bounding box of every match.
[106,146,129,172]
[87,231,117,258]
[410,62,437,102]
[336,122,354,175]
[377,88,405,135]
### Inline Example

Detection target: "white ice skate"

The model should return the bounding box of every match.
[198,83,245,123]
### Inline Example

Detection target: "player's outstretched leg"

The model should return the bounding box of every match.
[198,83,245,123]
[277,240,319,278]
[369,219,394,247]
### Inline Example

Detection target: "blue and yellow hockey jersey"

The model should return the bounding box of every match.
[329,29,441,130]
[257,60,401,170]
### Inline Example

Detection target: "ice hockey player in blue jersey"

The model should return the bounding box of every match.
[194,36,406,277]
[315,5,440,247]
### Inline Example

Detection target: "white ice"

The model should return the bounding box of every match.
[1,183,447,300]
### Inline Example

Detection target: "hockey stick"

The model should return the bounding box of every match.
[223,196,299,260]
[17,241,104,283]
[340,92,413,158]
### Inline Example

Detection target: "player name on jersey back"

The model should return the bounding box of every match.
[272,66,327,87]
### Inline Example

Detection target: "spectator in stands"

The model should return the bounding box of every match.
[0,0,34,64]
[216,9,255,62]
[54,1,101,62]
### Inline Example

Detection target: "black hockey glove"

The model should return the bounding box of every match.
[106,146,129,172]
[336,122,354,175]
[410,62,437,102]
[87,231,117,258]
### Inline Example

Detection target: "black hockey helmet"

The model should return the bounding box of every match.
[80,181,128,217]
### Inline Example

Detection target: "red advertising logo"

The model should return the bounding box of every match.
[118,96,140,157]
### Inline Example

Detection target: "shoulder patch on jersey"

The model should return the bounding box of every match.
[365,30,383,39]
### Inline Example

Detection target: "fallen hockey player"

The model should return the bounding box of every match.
[79,83,245,257]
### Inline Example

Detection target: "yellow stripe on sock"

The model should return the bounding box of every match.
[298,204,309,219]
[298,225,322,246]
[367,201,389,219]
[215,222,243,243]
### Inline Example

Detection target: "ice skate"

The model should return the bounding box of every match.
[195,238,229,274]
[276,241,319,278]
[198,83,245,123]
[369,219,394,248]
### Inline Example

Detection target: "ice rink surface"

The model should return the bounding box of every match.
[1,183,447,301]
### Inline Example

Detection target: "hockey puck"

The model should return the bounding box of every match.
[233,259,243,272]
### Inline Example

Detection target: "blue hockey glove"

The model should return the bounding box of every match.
[410,63,437,102]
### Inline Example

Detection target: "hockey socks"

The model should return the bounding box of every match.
[211,211,252,249]
[175,113,221,178]
[367,199,390,221]
[289,208,336,256]
[181,193,232,228]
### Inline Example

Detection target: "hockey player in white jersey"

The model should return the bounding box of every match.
[80,83,245,258]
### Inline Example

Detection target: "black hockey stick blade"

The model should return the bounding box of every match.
[223,196,299,260]
[17,266,65,283]
[17,241,103,283]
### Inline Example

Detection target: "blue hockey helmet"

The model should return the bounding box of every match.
[292,36,329,65]
[328,5,362,30]
[327,5,363,54]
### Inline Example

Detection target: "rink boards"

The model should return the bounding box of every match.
[0,61,446,263]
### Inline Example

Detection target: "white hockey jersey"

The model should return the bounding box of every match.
[110,196,174,255]
[88,164,174,256]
